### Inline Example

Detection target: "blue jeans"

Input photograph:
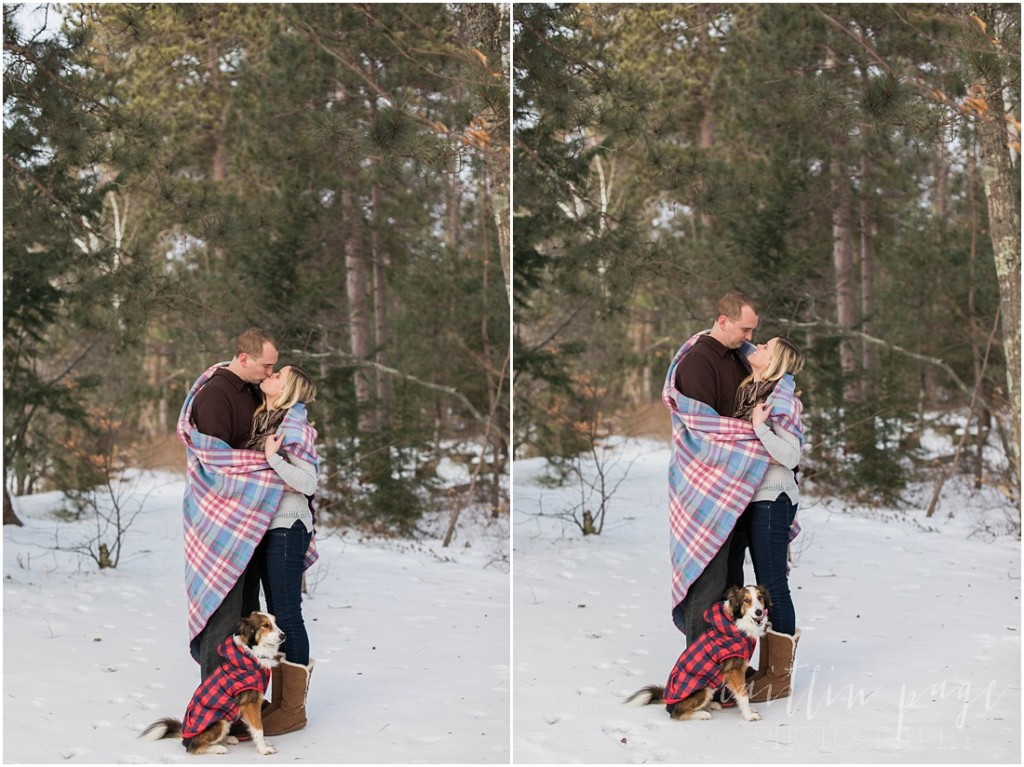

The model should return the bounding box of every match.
[740,493,797,635]
[257,521,313,665]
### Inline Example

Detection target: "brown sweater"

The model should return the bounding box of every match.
[673,334,749,417]
[190,367,263,449]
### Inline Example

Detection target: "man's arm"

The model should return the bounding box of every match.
[190,385,236,446]
[675,354,720,413]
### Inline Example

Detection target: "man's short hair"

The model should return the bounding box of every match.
[233,327,277,358]
[717,291,756,322]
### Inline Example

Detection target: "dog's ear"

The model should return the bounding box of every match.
[757,585,772,612]
[235,613,259,647]
[724,587,744,620]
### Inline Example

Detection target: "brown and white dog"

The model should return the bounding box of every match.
[627,585,770,722]
[140,611,284,755]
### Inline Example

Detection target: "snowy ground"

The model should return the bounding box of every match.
[513,438,1021,764]
[3,471,510,764]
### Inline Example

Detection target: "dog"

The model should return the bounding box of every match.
[626,585,770,722]
[140,611,284,755]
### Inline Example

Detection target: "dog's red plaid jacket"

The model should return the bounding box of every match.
[663,601,757,703]
[181,636,271,739]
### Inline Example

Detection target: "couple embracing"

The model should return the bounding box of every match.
[664,291,805,703]
[176,327,319,736]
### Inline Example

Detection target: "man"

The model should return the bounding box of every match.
[671,292,758,645]
[189,327,279,680]
[673,291,758,419]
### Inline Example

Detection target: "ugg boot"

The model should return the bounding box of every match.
[262,661,284,716]
[747,630,771,686]
[749,628,800,702]
[262,659,314,736]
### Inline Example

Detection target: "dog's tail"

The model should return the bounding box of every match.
[139,717,184,741]
[624,684,667,707]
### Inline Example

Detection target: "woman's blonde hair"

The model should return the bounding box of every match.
[758,337,804,382]
[738,337,804,390]
[733,337,803,419]
[259,365,317,413]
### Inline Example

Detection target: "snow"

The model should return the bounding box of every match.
[3,471,510,764]
[512,438,1021,764]
[3,434,1020,764]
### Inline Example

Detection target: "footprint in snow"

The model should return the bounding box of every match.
[545,712,575,725]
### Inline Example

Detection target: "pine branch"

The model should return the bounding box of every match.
[811,4,1018,128]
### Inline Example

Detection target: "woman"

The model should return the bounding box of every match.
[732,337,804,703]
[245,365,319,736]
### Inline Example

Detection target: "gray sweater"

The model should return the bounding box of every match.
[751,421,801,506]
[266,451,317,532]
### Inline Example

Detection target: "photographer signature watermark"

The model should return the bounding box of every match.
[763,663,1012,751]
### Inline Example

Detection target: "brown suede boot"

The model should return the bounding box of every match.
[747,629,771,687]
[262,660,284,716]
[749,628,800,703]
[262,659,314,736]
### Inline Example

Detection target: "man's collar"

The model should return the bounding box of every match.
[213,366,253,391]
[698,333,732,358]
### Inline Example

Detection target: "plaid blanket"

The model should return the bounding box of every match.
[177,363,320,659]
[663,332,803,620]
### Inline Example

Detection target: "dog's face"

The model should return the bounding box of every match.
[725,585,770,638]
[236,611,285,661]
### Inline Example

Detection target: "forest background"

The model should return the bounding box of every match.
[513,3,1021,526]
[4,2,1022,545]
[4,3,510,543]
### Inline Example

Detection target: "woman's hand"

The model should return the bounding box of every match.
[751,402,771,428]
[265,433,284,460]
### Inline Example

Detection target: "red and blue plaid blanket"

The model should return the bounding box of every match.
[177,363,320,657]
[662,333,803,619]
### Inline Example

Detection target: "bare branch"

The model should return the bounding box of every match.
[778,318,993,411]
[291,347,486,424]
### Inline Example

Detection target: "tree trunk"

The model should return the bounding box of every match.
[826,48,858,414]
[976,110,1021,486]
[698,5,715,231]
[370,183,391,431]
[974,125,1015,485]
[969,5,1021,491]
[4,484,23,526]
[967,143,987,489]
[207,16,229,273]
[858,153,877,402]
[830,158,858,402]
[344,189,374,434]
[463,3,510,305]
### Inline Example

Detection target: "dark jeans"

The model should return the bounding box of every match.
[195,561,262,679]
[673,528,735,645]
[257,520,313,665]
[738,493,797,635]
[726,517,749,590]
